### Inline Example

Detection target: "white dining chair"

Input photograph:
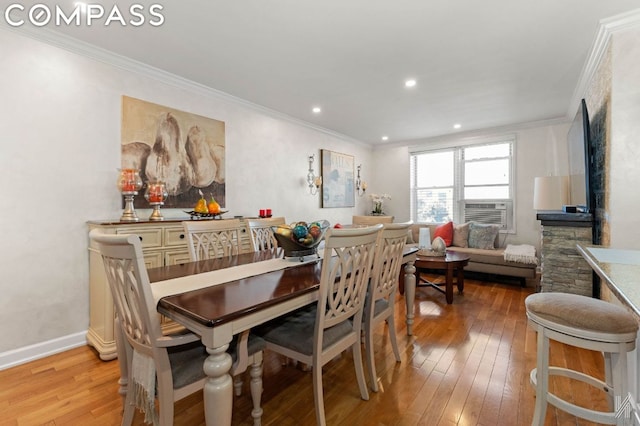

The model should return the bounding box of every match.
[256,224,382,426]
[364,221,411,392]
[247,217,286,251]
[90,230,265,426]
[183,219,253,260]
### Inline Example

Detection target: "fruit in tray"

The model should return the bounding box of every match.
[274,221,328,248]
[194,197,208,214]
[207,194,221,214]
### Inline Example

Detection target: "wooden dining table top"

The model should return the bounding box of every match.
[150,246,417,330]
[150,248,323,328]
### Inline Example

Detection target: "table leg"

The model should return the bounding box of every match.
[404,260,416,335]
[457,266,465,294]
[203,343,234,426]
[445,267,454,304]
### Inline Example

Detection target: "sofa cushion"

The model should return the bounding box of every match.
[406,228,415,244]
[452,222,470,248]
[433,221,454,246]
[468,222,500,250]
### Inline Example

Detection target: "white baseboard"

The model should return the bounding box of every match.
[0,331,88,371]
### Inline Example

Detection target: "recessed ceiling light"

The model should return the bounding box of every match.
[453,123,462,129]
[404,79,417,88]
[312,106,322,114]
[381,136,389,141]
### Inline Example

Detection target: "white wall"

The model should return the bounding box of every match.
[609,27,640,248]
[0,25,581,366]
[371,122,571,251]
[0,28,373,362]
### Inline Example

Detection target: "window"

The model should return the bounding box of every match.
[410,139,515,230]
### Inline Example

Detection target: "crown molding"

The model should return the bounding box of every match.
[0,23,368,148]
[568,8,640,117]
[376,116,569,151]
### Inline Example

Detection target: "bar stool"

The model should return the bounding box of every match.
[525,292,638,425]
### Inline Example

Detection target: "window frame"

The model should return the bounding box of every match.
[410,136,516,232]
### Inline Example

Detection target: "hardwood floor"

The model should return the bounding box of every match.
[0,278,610,425]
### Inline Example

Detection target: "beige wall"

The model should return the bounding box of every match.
[608,27,640,249]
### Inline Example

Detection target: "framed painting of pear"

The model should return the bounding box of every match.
[121,96,225,209]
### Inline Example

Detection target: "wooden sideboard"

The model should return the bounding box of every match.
[87,218,252,360]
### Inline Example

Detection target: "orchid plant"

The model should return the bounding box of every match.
[369,193,391,215]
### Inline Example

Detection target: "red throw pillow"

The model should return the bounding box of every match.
[433,221,454,246]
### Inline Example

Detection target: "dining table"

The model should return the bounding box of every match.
[139,245,417,426]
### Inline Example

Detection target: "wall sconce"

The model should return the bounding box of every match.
[307,154,322,195]
[355,164,367,196]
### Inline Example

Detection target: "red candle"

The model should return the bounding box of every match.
[148,188,163,202]
[259,209,266,217]
[266,209,272,217]
[119,169,141,192]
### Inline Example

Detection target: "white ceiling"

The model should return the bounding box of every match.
[21,1,640,145]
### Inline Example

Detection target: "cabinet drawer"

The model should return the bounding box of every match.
[164,227,188,247]
[116,228,162,249]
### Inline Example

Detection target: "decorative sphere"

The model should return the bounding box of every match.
[308,225,322,240]
[431,236,446,253]
[293,225,308,239]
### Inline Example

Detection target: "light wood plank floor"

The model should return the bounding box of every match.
[0,278,610,425]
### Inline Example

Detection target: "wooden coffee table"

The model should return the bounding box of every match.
[414,250,470,304]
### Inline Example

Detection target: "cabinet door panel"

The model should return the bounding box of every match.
[165,250,192,265]
[143,251,163,268]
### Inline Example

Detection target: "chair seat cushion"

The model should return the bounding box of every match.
[230,333,266,363]
[374,299,389,317]
[257,306,353,355]
[525,292,638,335]
[168,341,209,389]
[168,333,265,389]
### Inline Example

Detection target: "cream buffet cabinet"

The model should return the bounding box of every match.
[87,218,252,360]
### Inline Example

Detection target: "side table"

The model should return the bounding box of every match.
[413,250,470,304]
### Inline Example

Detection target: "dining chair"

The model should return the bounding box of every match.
[183,219,254,260]
[363,221,411,392]
[352,215,394,226]
[256,224,382,426]
[89,230,265,426]
[247,217,286,251]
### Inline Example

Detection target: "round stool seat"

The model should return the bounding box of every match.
[525,292,639,425]
[526,292,638,342]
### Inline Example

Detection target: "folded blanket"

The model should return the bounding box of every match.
[504,244,538,265]
[132,350,157,425]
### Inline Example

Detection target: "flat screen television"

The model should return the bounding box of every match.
[567,98,594,214]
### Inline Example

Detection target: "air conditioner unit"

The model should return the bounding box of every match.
[463,201,513,230]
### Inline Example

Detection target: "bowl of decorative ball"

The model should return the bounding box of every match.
[272,220,330,261]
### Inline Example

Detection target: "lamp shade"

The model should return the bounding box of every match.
[533,176,569,210]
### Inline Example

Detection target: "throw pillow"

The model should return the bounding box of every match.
[452,222,470,248]
[406,228,415,244]
[468,222,500,250]
[433,221,454,246]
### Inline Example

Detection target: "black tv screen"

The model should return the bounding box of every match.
[567,99,593,214]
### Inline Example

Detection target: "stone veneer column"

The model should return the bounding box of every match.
[536,212,594,296]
